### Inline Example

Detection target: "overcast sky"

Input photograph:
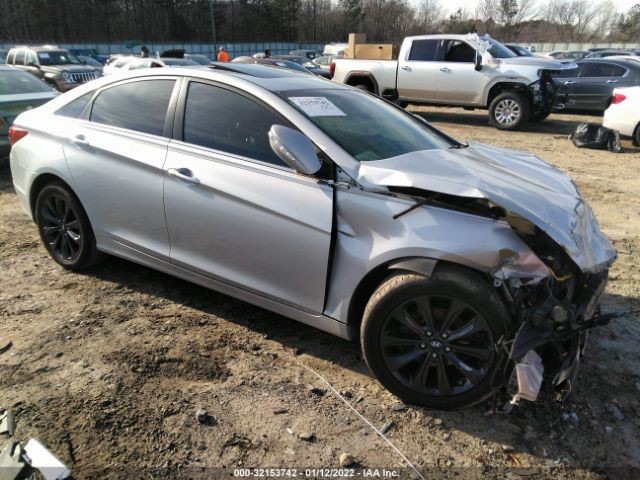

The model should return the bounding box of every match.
[439,0,638,15]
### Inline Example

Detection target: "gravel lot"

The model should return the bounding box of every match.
[1,108,639,479]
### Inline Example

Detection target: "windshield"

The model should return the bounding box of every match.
[486,39,516,59]
[0,70,52,94]
[511,45,533,57]
[160,58,198,66]
[37,50,81,65]
[280,89,454,161]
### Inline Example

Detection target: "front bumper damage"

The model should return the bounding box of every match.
[493,229,613,403]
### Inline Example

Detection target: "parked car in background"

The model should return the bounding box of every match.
[323,43,348,56]
[289,49,321,60]
[0,50,8,64]
[538,50,566,59]
[555,57,640,112]
[603,86,640,145]
[271,55,331,78]
[5,46,100,92]
[313,55,336,70]
[102,56,198,75]
[556,51,590,60]
[68,49,109,65]
[0,65,58,158]
[185,54,214,65]
[332,34,577,130]
[75,54,104,76]
[505,43,534,57]
[231,56,318,76]
[584,50,636,59]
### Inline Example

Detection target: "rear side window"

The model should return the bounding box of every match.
[183,82,288,167]
[56,92,95,118]
[408,40,439,61]
[6,51,15,64]
[581,63,626,77]
[90,80,175,136]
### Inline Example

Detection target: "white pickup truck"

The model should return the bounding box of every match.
[332,34,576,130]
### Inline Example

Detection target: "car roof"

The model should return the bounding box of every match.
[95,63,345,92]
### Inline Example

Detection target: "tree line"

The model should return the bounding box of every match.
[0,0,638,45]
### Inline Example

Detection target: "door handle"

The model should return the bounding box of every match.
[606,80,618,84]
[563,80,576,85]
[167,168,200,184]
[70,134,90,147]
[439,67,451,72]
[400,65,411,71]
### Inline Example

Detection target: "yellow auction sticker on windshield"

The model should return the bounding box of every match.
[289,97,346,117]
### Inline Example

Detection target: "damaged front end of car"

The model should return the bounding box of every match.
[493,213,612,403]
[354,141,617,404]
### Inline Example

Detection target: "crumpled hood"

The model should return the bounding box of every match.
[356,142,616,273]
[498,56,576,71]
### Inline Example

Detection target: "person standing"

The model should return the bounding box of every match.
[217,47,229,62]
[140,46,149,58]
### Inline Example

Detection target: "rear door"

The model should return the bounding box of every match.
[434,40,485,104]
[573,62,630,111]
[62,77,179,259]
[397,39,441,102]
[163,80,333,314]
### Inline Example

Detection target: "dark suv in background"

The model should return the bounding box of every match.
[5,45,101,92]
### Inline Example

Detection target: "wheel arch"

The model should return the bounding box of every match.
[29,173,79,221]
[344,72,379,95]
[346,257,493,341]
[485,81,531,107]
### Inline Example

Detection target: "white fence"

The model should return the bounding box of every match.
[529,42,640,53]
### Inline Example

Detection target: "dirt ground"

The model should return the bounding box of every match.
[1,108,639,480]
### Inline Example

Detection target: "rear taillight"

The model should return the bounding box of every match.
[329,62,335,79]
[8,126,28,145]
[611,93,626,104]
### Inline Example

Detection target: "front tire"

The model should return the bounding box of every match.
[360,266,511,410]
[489,92,530,130]
[35,183,102,270]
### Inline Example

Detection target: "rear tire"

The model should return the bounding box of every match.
[35,183,103,270]
[489,92,530,130]
[633,122,640,147]
[360,265,511,410]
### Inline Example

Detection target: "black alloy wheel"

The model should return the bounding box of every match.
[35,183,102,270]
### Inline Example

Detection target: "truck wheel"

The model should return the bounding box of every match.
[360,266,511,410]
[489,92,530,130]
[633,122,640,147]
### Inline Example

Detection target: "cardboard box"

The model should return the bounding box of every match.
[354,44,394,60]
[345,33,366,59]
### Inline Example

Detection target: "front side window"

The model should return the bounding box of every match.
[15,50,25,64]
[90,80,175,136]
[444,41,475,62]
[408,40,439,61]
[281,89,453,162]
[183,82,289,167]
[26,51,37,65]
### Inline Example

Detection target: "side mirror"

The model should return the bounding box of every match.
[474,51,483,71]
[268,125,321,175]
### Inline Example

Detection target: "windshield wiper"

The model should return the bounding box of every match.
[393,193,440,219]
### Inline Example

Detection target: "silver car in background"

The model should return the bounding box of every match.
[9,64,616,409]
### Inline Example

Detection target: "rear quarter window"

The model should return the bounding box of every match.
[55,92,95,118]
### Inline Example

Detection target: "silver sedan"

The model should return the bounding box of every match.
[9,64,616,409]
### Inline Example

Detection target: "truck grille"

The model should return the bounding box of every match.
[69,72,98,83]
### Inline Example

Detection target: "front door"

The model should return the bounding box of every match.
[163,81,333,314]
[434,40,486,105]
[397,39,441,102]
[574,62,633,111]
